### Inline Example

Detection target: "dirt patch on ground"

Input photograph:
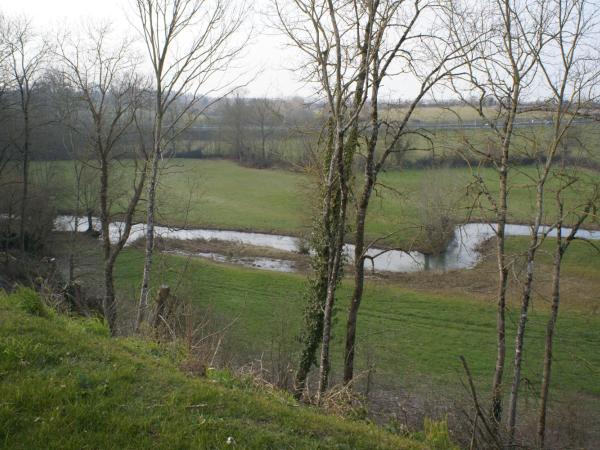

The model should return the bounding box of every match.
[133,237,313,272]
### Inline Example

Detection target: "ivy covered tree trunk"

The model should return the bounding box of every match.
[294,129,339,399]
[317,150,349,398]
[293,245,329,399]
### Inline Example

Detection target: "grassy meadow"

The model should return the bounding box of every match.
[192,106,600,166]
[44,158,599,251]
[111,246,600,402]
[38,153,600,405]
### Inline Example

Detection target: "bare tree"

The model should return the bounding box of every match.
[250,96,283,164]
[45,68,92,283]
[342,0,470,386]
[505,0,600,443]
[446,0,548,427]
[0,13,14,185]
[2,17,48,252]
[276,0,470,400]
[0,14,17,258]
[275,0,377,400]
[57,24,148,334]
[222,92,250,161]
[537,170,599,448]
[132,0,248,331]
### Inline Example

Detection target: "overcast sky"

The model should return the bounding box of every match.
[0,0,318,98]
[3,0,595,103]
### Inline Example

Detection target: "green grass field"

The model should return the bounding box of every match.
[39,156,600,400]
[1,288,445,450]
[381,105,555,123]
[43,158,599,251]
[112,247,600,403]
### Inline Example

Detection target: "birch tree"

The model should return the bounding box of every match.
[446,0,548,427]
[132,0,248,331]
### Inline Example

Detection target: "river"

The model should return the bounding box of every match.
[54,216,600,273]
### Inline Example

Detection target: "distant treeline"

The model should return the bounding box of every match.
[1,80,598,171]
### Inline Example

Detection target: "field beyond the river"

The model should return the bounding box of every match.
[46,158,599,252]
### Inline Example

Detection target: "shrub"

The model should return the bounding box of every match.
[11,287,48,317]
[414,172,461,255]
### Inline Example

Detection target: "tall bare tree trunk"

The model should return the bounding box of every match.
[261,122,266,162]
[489,35,523,423]
[19,156,28,249]
[137,116,161,330]
[343,131,376,384]
[340,0,464,386]
[536,196,593,448]
[537,225,562,449]
[491,161,509,424]
[103,260,117,333]
[99,155,118,334]
[133,0,245,331]
[67,166,82,284]
[19,123,29,252]
[99,157,116,333]
[343,201,367,384]
[507,182,545,443]
[58,24,147,337]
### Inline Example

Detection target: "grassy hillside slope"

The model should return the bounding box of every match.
[0,288,449,450]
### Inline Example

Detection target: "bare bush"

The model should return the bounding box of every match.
[415,173,462,256]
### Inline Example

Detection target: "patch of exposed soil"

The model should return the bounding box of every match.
[135,237,313,272]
